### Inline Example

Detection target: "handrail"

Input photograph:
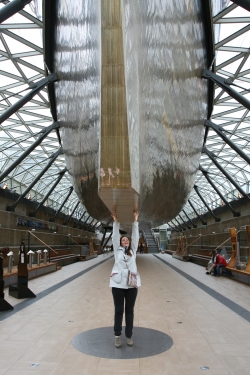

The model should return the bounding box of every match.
[28,231,58,254]
[214,230,241,252]
[186,235,202,248]
[67,235,80,246]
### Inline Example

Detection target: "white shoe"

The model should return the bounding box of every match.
[115,335,121,348]
[126,337,133,346]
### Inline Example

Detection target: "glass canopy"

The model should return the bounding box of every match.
[0,0,90,223]
[172,1,250,228]
[0,1,249,229]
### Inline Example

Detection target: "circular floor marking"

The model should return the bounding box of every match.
[72,326,173,359]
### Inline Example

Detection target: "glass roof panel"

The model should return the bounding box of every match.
[0,1,88,222]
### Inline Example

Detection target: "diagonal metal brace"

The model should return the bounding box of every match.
[202,69,250,111]
[0,73,57,125]
[205,119,250,165]
[0,0,32,24]
[203,146,250,201]
[232,0,250,12]
[0,122,59,183]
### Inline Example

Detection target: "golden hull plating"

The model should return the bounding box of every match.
[54,0,209,229]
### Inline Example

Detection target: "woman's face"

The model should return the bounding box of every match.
[121,236,130,248]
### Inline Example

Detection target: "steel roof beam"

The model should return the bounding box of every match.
[63,201,80,225]
[188,199,207,226]
[0,122,59,182]
[175,217,186,231]
[182,209,197,228]
[170,221,182,232]
[0,73,57,124]
[205,119,250,165]
[203,146,250,201]
[49,186,73,222]
[73,211,86,228]
[231,0,250,12]
[29,168,66,217]
[194,185,220,222]
[0,0,32,24]
[167,222,179,232]
[6,148,63,211]
[202,69,250,111]
[178,215,191,229]
[199,166,240,216]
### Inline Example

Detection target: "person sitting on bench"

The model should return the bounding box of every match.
[213,254,227,277]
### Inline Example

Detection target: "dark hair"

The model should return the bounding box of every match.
[120,236,132,256]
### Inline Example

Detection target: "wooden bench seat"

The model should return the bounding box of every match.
[225,266,250,277]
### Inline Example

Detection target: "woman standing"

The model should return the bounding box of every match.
[110,211,141,348]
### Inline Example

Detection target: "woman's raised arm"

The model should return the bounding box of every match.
[111,212,120,252]
[131,211,139,256]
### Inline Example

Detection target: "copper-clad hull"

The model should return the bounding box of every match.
[54,0,209,230]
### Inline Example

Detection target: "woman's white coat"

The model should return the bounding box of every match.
[109,221,141,288]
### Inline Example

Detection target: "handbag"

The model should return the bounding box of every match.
[124,255,138,288]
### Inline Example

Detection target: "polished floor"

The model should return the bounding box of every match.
[1,254,250,375]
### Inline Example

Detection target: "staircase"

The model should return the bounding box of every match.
[143,230,159,253]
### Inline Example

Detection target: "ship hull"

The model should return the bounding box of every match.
[54,0,210,230]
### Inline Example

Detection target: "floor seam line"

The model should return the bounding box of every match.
[154,254,250,323]
[0,255,113,321]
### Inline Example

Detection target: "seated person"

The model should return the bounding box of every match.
[213,254,227,276]
[206,250,217,275]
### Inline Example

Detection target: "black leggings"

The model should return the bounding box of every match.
[112,287,138,338]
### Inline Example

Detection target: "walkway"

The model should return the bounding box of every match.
[1,254,250,375]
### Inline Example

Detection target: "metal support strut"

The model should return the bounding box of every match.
[194,185,220,222]
[0,122,59,183]
[182,209,197,228]
[178,214,191,229]
[73,211,86,228]
[167,222,179,232]
[231,0,250,12]
[205,120,250,166]
[29,168,66,217]
[175,217,186,231]
[199,166,240,217]
[0,73,57,125]
[49,186,73,222]
[203,147,250,201]
[6,148,63,212]
[63,201,80,225]
[188,199,207,226]
[170,221,182,232]
[202,69,250,111]
[0,0,32,24]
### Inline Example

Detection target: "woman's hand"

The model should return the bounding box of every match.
[134,211,139,222]
[111,212,118,222]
